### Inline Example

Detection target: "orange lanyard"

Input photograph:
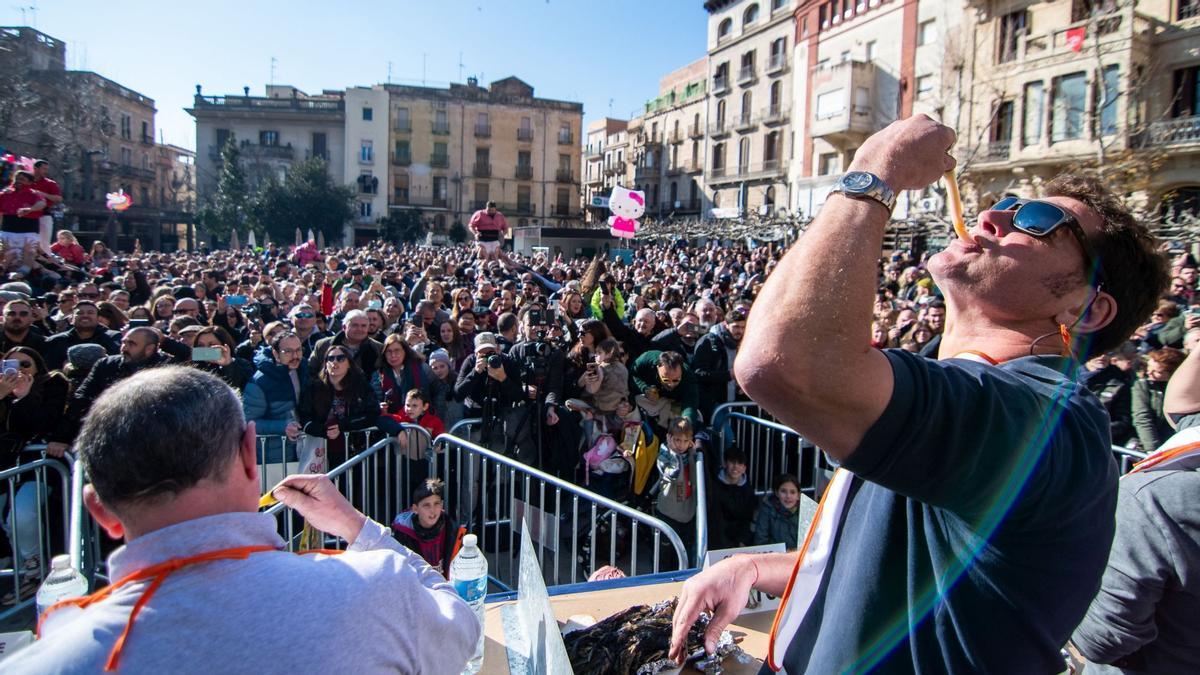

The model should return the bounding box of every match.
[39,545,344,671]
[1131,440,1200,473]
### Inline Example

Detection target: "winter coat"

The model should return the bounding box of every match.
[1080,364,1135,446]
[243,353,308,437]
[297,379,380,437]
[54,352,170,444]
[192,357,254,392]
[1132,378,1172,451]
[0,374,68,468]
[42,328,119,372]
[691,324,739,423]
[591,361,629,413]
[392,511,465,578]
[655,445,697,524]
[753,493,799,550]
[308,332,384,382]
[372,361,445,420]
[706,469,757,551]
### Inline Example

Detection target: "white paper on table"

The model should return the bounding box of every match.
[516,517,572,675]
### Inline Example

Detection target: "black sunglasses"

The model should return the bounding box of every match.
[325,353,349,363]
[990,197,1106,286]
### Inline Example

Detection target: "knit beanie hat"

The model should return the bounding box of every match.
[67,344,107,371]
[428,348,451,368]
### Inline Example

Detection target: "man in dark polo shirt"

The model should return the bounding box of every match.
[670,116,1169,672]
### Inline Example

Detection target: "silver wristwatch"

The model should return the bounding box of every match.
[831,171,896,213]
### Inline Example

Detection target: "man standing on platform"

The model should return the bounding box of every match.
[670,115,1168,672]
[30,160,62,254]
[468,200,510,267]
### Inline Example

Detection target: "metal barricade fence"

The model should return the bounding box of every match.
[718,412,832,499]
[264,425,435,550]
[1112,445,1147,474]
[0,447,73,620]
[432,432,691,592]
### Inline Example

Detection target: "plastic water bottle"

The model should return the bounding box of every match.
[449,534,488,674]
[36,555,88,619]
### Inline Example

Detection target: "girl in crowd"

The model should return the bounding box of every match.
[753,473,801,550]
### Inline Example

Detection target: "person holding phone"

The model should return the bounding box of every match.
[189,326,252,391]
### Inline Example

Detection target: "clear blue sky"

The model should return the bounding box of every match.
[2,0,712,150]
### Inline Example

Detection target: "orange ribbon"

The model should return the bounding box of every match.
[39,545,344,671]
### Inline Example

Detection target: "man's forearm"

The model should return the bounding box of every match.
[735,551,798,597]
[738,196,886,397]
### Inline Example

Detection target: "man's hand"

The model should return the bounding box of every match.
[646,387,660,402]
[270,474,366,543]
[669,556,758,663]
[45,442,69,458]
[846,114,957,192]
[284,421,301,441]
[546,407,559,426]
[487,363,507,382]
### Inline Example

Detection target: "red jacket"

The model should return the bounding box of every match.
[51,241,88,265]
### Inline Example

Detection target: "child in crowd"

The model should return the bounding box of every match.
[383,389,445,500]
[754,473,801,549]
[654,417,698,566]
[706,447,756,550]
[392,478,465,577]
[586,338,629,417]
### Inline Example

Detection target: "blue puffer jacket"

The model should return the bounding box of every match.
[243,352,308,437]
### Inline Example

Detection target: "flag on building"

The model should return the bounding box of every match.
[1066,26,1086,52]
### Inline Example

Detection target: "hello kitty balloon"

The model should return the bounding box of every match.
[608,185,644,239]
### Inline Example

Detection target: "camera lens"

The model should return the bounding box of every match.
[487,354,503,369]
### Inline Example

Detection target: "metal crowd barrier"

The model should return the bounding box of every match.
[1111,445,1147,474]
[0,447,72,620]
[432,432,691,591]
[717,412,832,499]
[262,425,435,550]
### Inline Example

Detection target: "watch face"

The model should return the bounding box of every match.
[843,171,875,191]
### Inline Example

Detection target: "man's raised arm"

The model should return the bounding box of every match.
[734,116,956,459]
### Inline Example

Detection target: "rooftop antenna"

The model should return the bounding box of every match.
[387,60,393,84]
[458,51,464,82]
[422,53,426,86]
[270,56,277,86]
[608,98,614,116]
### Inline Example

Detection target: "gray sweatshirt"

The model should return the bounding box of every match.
[7,512,480,674]
[1071,459,1200,674]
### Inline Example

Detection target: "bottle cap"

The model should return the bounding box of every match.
[51,553,71,570]
[463,534,478,548]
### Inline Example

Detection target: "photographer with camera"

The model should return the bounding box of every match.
[454,332,522,446]
[508,303,577,476]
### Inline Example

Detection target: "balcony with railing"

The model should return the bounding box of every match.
[660,198,702,213]
[118,164,157,181]
[553,203,571,217]
[1140,115,1200,148]
[432,121,450,135]
[979,142,1012,163]
[511,202,536,216]
[603,165,623,177]
[668,129,683,144]
[432,196,448,208]
[992,8,1150,71]
[473,162,491,177]
[393,152,412,166]
[767,53,787,75]
[243,142,295,160]
[738,65,756,86]
[761,105,789,125]
[475,123,491,138]
[515,164,534,180]
[810,60,877,144]
[713,75,729,95]
[140,133,154,145]
[682,159,703,173]
[708,160,787,184]
[734,113,757,132]
[556,168,575,183]
[558,130,574,145]
[192,94,345,115]
[688,123,704,139]
[517,127,534,142]
[394,120,412,133]
[708,119,731,137]
[431,153,449,168]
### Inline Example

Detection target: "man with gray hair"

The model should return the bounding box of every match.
[308,308,382,380]
[11,367,478,674]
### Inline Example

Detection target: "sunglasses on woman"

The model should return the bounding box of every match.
[325,353,349,363]
[990,197,1106,286]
